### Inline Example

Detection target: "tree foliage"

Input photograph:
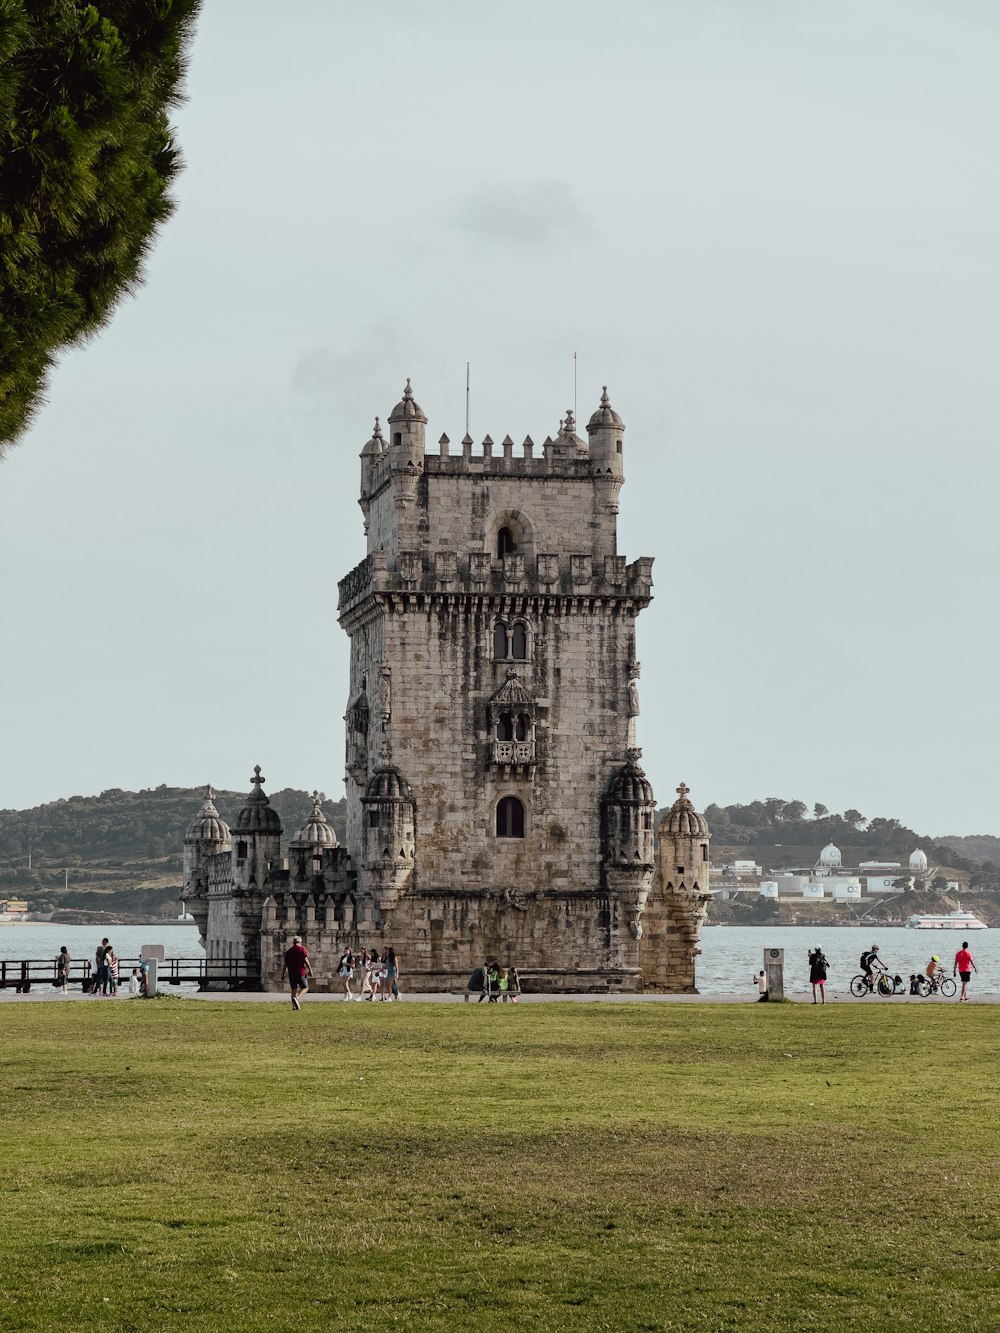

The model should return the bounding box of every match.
[0,1,200,451]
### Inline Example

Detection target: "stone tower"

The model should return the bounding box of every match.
[337,381,660,990]
[640,783,713,992]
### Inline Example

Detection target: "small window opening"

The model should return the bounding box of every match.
[616,440,622,454]
[701,843,708,862]
[236,841,247,861]
[676,865,685,875]
[514,714,529,742]
[497,526,516,557]
[393,432,402,447]
[496,796,525,839]
[493,620,508,659]
[511,622,528,659]
[642,812,652,830]
[368,810,380,828]
[497,715,514,742]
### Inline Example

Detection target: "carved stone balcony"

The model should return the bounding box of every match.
[492,740,535,768]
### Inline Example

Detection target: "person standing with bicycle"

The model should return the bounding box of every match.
[954,940,978,1002]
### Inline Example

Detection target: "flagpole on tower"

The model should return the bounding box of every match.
[465,362,470,437]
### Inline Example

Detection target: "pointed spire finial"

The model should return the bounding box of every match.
[676,782,690,800]
[601,386,610,406]
[564,408,576,433]
[252,765,264,789]
[403,377,414,401]
[372,415,383,439]
[203,784,216,802]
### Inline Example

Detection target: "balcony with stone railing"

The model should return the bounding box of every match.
[492,740,535,768]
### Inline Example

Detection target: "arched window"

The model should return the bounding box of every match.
[497,715,514,742]
[514,713,529,741]
[493,618,531,661]
[497,526,516,557]
[496,796,525,839]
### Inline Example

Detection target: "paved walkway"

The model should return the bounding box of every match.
[2,988,994,1005]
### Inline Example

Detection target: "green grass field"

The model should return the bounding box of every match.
[1,1000,997,1331]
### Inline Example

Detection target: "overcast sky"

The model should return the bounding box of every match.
[2,0,998,837]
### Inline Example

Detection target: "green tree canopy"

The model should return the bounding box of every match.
[0,1,200,452]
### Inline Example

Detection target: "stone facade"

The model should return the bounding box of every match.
[181,383,710,992]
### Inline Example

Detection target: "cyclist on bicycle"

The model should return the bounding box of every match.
[926,955,941,980]
[860,944,886,992]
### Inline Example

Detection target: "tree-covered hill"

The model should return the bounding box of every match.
[0,785,347,918]
[1,784,997,922]
[674,797,1000,889]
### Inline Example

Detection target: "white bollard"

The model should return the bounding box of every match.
[146,957,158,998]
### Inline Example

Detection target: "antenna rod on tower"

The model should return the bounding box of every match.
[573,351,577,422]
[465,362,470,436]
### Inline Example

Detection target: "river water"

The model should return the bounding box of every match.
[0,922,995,995]
[699,924,998,995]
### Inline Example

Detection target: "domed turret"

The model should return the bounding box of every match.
[818,842,842,868]
[361,417,387,458]
[290,791,339,850]
[360,764,416,918]
[388,378,427,426]
[185,785,230,845]
[587,385,624,431]
[606,757,655,807]
[909,848,928,872]
[586,386,625,479]
[602,750,656,868]
[181,785,231,942]
[386,378,426,502]
[364,766,413,802]
[663,782,709,837]
[234,766,283,835]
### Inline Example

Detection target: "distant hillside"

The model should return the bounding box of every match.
[2,785,998,922]
[937,835,1000,868]
[676,798,1000,891]
[0,785,347,919]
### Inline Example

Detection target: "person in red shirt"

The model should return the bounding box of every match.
[953,941,978,1003]
[282,936,313,1010]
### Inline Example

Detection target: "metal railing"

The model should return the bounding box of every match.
[0,957,260,993]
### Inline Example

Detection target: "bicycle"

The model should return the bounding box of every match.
[850,968,894,998]
[918,972,957,998]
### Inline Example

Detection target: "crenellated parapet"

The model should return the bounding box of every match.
[338,549,653,616]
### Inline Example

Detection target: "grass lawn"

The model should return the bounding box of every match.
[0,1000,997,1332]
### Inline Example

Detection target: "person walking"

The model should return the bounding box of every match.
[384,947,400,1000]
[808,947,829,1005]
[281,935,313,1010]
[337,950,356,1001]
[954,940,978,1002]
[754,970,768,1001]
[55,946,71,995]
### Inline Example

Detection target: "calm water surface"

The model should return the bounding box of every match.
[0,922,204,966]
[1,923,994,995]
[699,925,998,995]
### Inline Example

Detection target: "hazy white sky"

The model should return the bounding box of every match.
[2,0,998,835]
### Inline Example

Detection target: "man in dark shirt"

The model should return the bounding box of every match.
[92,937,110,998]
[282,936,313,1010]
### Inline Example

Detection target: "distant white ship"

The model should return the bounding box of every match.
[905,907,987,931]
